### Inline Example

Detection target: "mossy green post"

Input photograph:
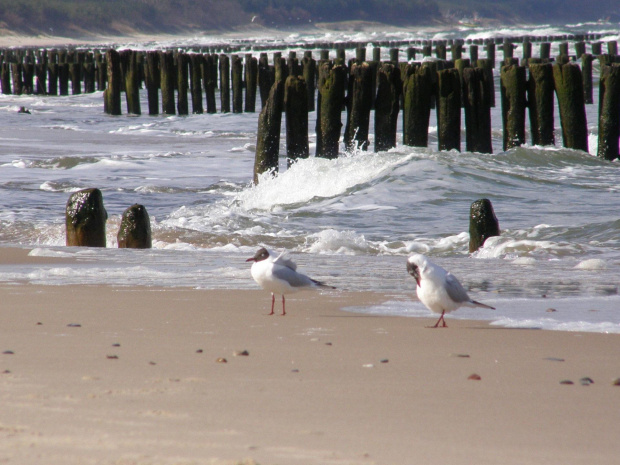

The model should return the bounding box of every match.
[575,42,586,59]
[257,53,272,110]
[374,63,401,152]
[144,51,159,115]
[452,43,463,61]
[284,75,309,165]
[455,58,470,107]
[204,54,217,114]
[607,41,618,56]
[540,43,551,60]
[302,53,316,112]
[403,64,433,147]
[527,62,555,146]
[437,68,461,152]
[344,62,373,151]
[65,188,107,248]
[469,45,478,64]
[176,52,189,115]
[463,67,492,153]
[581,53,594,104]
[469,199,500,253]
[245,54,258,113]
[597,64,620,161]
[316,63,346,159]
[253,78,285,184]
[553,62,588,152]
[591,42,602,56]
[159,51,175,115]
[219,54,230,113]
[477,59,495,107]
[118,204,152,249]
[500,64,527,151]
[189,54,204,114]
[104,49,121,116]
[120,50,141,115]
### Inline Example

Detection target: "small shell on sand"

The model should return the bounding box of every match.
[234,350,249,357]
[3,350,14,355]
[580,377,594,386]
[612,378,620,386]
[216,358,228,363]
[560,380,574,385]
[106,355,119,359]
[468,373,481,380]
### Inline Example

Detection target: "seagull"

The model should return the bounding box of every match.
[406,254,495,328]
[246,247,335,315]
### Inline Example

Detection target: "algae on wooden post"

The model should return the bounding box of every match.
[118,204,152,249]
[120,50,141,115]
[374,63,401,152]
[189,54,204,114]
[65,188,107,247]
[144,51,160,115]
[581,53,594,104]
[302,53,316,112]
[344,62,373,151]
[104,49,121,116]
[500,64,527,151]
[597,64,620,161]
[403,64,433,147]
[284,75,309,165]
[553,62,588,152]
[257,53,273,110]
[527,62,555,146]
[437,68,461,152]
[469,199,500,253]
[253,79,285,184]
[316,63,346,159]
[219,54,231,113]
[231,54,243,113]
[463,67,492,153]
[244,54,258,113]
[159,51,175,115]
[176,52,189,116]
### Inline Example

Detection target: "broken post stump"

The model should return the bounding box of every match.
[469,199,500,253]
[65,188,107,247]
[117,204,152,249]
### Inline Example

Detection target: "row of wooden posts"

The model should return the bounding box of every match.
[64,186,500,253]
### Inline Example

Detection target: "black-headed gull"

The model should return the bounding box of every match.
[246,247,335,315]
[406,253,495,328]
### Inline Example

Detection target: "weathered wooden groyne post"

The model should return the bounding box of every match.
[204,54,217,114]
[486,42,496,67]
[403,63,433,147]
[189,53,204,114]
[344,62,373,151]
[374,63,401,152]
[1,60,11,95]
[120,50,141,115]
[117,204,152,249]
[302,51,316,112]
[58,60,70,96]
[469,45,478,64]
[284,75,309,165]
[437,68,461,151]
[159,51,176,115]
[316,63,346,159]
[176,52,189,116]
[35,53,47,94]
[581,53,594,104]
[469,199,500,253]
[463,67,492,153]
[258,53,272,110]
[500,64,527,150]
[83,52,96,93]
[527,62,555,146]
[540,42,551,60]
[231,54,243,113]
[253,78,285,184]
[553,62,588,152]
[65,188,107,247]
[68,53,82,95]
[219,54,231,113]
[47,49,58,95]
[11,62,23,95]
[144,51,160,115]
[597,64,620,161]
[104,49,122,116]
[245,53,258,113]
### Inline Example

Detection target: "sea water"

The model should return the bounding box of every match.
[1,23,620,333]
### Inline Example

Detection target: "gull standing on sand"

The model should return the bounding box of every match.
[246,247,335,315]
[406,253,495,328]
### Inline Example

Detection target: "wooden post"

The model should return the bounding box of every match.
[540,43,551,60]
[104,49,121,116]
[437,68,461,151]
[231,54,243,113]
[403,64,433,147]
[258,53,273,110]
[176,52,189,115]
[469,199,500,253]
[1,62,11,94]
[245,54,258,112]
[597,64,620,161]
[374,63,401,152]
[581,53,594,104]
[95,51,106,91]
[607,41,618,56]
[285,75,309,165]
[527,63,555,146]
[159,51,176,115]
[83,53,95,93]
[344,62,372,151]
[144,51,160,115]
[219,54,230,113]
[553,62,588,152]
[117,204,152,249]
[11,63,23,95]
[500,64,527,150]
[302,52,316,112]
[47,54,58,95]
[65,188,107,247]
[477,59,495,107]
[463,67,492,153]
[486,42,496,67]
[469,45,478,64]
[189,54,204,114]
[120,50,140,115]
[254,79,285,184]
[204,54,217,113]
[316,63,346,159]
[58,62,69,96]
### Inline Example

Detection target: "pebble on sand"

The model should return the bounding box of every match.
[216,358,228,363]
[612,378,620,386]
[3,350,14,355]
[468,373,481,380]
[560,380,574,385]
[234,350,249,357]
[106,355,119,359]
[580,377,594,386]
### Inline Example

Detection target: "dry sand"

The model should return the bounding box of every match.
[1,249,620,464]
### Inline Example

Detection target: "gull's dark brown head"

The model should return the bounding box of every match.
[246,247,270,263]
[407,260,421,286]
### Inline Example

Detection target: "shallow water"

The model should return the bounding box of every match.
[1,23,620,333]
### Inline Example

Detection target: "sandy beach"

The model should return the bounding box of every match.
[0,248,619,465]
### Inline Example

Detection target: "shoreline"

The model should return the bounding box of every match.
[1,282,619,464]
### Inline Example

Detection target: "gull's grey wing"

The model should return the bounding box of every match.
[272,265,314,288]
[444,272,472,304]
[272,251,297,271]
